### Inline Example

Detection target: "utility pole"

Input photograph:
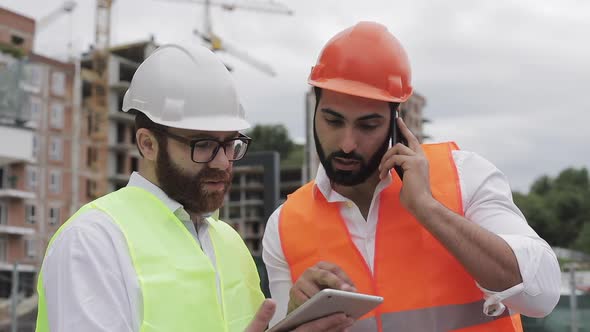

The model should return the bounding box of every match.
[569,263,579,332]
[70,57,82,215]
[11,262,19,332]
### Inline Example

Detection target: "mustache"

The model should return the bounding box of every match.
[199,168,231,182]
[327,150,364,162]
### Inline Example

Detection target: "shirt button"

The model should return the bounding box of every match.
[345,201,353,208]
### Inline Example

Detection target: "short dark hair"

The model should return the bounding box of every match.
[313,87,322,112]
[133,111,167,157]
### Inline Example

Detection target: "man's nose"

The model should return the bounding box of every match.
[339,128,358,154]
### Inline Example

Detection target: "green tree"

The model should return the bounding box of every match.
[514,167,590,254]
[513,192,557,242]
[574,223,590,254]
[246,124,295,160]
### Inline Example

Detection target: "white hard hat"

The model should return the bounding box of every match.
[122,44,250,131]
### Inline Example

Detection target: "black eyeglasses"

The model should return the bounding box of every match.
[152,128,252,163]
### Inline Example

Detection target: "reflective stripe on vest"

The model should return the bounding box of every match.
[36,187,264,332]
[279,142,523,332]
[351,302,523,332]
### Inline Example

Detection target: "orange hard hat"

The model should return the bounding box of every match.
[308,22,413,103]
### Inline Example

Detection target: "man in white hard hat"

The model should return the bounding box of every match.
[35,44,354,332]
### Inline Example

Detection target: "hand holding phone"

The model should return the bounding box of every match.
[390,108,408,180]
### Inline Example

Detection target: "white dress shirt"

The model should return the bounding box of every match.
[41,172,220,332]
[263,150,561,326]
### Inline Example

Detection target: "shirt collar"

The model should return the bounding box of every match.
[312,164,394,202]
[127,172,184,213]
[126,172,214,224]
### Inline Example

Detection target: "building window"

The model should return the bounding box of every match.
[25,204,36,224]
[32,134,39,159]
[230,190,241,201]
[87,147,93,167]
[0,237,6,261]
[26,166,38,190]
[116,122,126,143]
[130,157,139,173]
[0,202,6,225]
[11,35,24,46]
[0,167,5,189]
[116,153,125,174]
[87,114,93,136]
[86,179,96,198]
[49,137,63,161]
[49,170,62,194]
[25,239,36,258]
[51,71,66,96]
[24,64,42,88]
[130,126,136,144]
[49,207,60,225]
[50,102,64,129]
[29,97,42,127]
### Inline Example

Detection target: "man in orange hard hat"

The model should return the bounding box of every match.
[262,22,561,331]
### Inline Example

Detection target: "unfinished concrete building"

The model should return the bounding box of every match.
[78,40,157,208]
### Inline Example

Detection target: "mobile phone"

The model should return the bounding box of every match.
[390,108,407,180]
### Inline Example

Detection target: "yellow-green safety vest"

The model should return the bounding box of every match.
[36,187,264,331]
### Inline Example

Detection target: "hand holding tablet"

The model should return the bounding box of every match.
[267,289,383,332]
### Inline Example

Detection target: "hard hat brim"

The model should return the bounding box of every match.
[309,78,412,103]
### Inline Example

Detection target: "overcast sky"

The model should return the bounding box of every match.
[2,0,589,192]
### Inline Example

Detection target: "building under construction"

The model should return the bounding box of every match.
[78,40,157,201]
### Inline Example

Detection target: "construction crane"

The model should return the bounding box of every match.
[85,0,113,197]
[162,0,292,15]
[35,1,78,31]
[34,1,78,56]
[160,0,293,76]
[84,0,286,194]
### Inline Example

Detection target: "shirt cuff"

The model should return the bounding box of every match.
[477,233,548,316]
[478,282,524,316]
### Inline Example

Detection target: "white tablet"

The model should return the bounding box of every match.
[267,289,383,332]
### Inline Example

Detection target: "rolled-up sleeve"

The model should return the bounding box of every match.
[455,150,561,317]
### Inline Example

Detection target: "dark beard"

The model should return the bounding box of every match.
[155,143,231,214]
[314,121,389,187]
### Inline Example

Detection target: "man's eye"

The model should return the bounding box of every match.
[326,119,343,126]
[195,141,215,149]
[359,124,379,130]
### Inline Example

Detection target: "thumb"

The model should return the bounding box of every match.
[244,299,276,332]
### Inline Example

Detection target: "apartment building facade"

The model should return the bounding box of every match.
[218,152,304,256]
[0,7,74,297]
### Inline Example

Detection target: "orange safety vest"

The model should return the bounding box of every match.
[279,142,523,332]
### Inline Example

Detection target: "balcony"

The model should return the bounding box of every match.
[0,188,35,200]
[0,224,34,236]
[227,199,264,207]
[0,262,35,272]
[110,80,130,92]
[0,125,33,166]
